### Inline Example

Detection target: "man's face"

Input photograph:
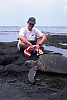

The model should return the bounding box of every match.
[27,22,34,30]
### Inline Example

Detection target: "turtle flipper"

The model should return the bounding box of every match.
[28,66,38,83]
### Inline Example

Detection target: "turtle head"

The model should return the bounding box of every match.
[24,60,37,68]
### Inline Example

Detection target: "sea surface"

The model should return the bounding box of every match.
[0,26,67,57]
[0,26,20,42]
[0,26,67,42]
[36,26,67,35]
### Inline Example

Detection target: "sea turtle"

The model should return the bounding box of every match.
[25,54,67,83]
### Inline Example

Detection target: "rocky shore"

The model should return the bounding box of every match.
[0,35,67,100]
[46,35,67,49]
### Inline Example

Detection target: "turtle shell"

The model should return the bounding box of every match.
[38,54,67,74]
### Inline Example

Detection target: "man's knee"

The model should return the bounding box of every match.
[19,42,28,49]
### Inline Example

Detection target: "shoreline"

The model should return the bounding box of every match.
[1,34,67,47]
[0,34,67,42]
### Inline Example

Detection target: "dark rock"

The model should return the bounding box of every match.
[0,50,5,55]
[4,63,30,72]
[4,47,19,54]
[0,40,67,100]
[0,42,8,48]
[46,35,67,49]
[0,42,38,74]
[0,54,19,66]
[13,56,28,65]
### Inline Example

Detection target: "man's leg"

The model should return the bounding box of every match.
[19,41,28,49]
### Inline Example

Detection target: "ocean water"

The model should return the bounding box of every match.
[0,26,21,42]
[45,45,67,57]
[36,26,67,35]
[0,26,67,42]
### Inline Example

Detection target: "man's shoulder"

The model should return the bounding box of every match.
[33,27,40,32]
[32,27,38,31]
[33,27,37,30]
[20,26,27,30]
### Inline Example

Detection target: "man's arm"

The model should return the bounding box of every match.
[19,35,31,46]
[36,35,47,48]
[38,35,47,45]
[19,35,34,51]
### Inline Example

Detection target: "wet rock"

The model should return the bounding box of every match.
[13,56,28,65]
[0,50,5,55]
[0,42,8,48]
[0,55,18,66]
[4,63,30,72]
[46,35,67,49]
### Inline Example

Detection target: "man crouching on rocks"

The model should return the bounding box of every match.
[17,17,47,51]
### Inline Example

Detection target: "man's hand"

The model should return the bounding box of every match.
[29,43,34,52]
[35,44,40,49]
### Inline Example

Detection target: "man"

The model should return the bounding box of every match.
[17,17,47,51]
